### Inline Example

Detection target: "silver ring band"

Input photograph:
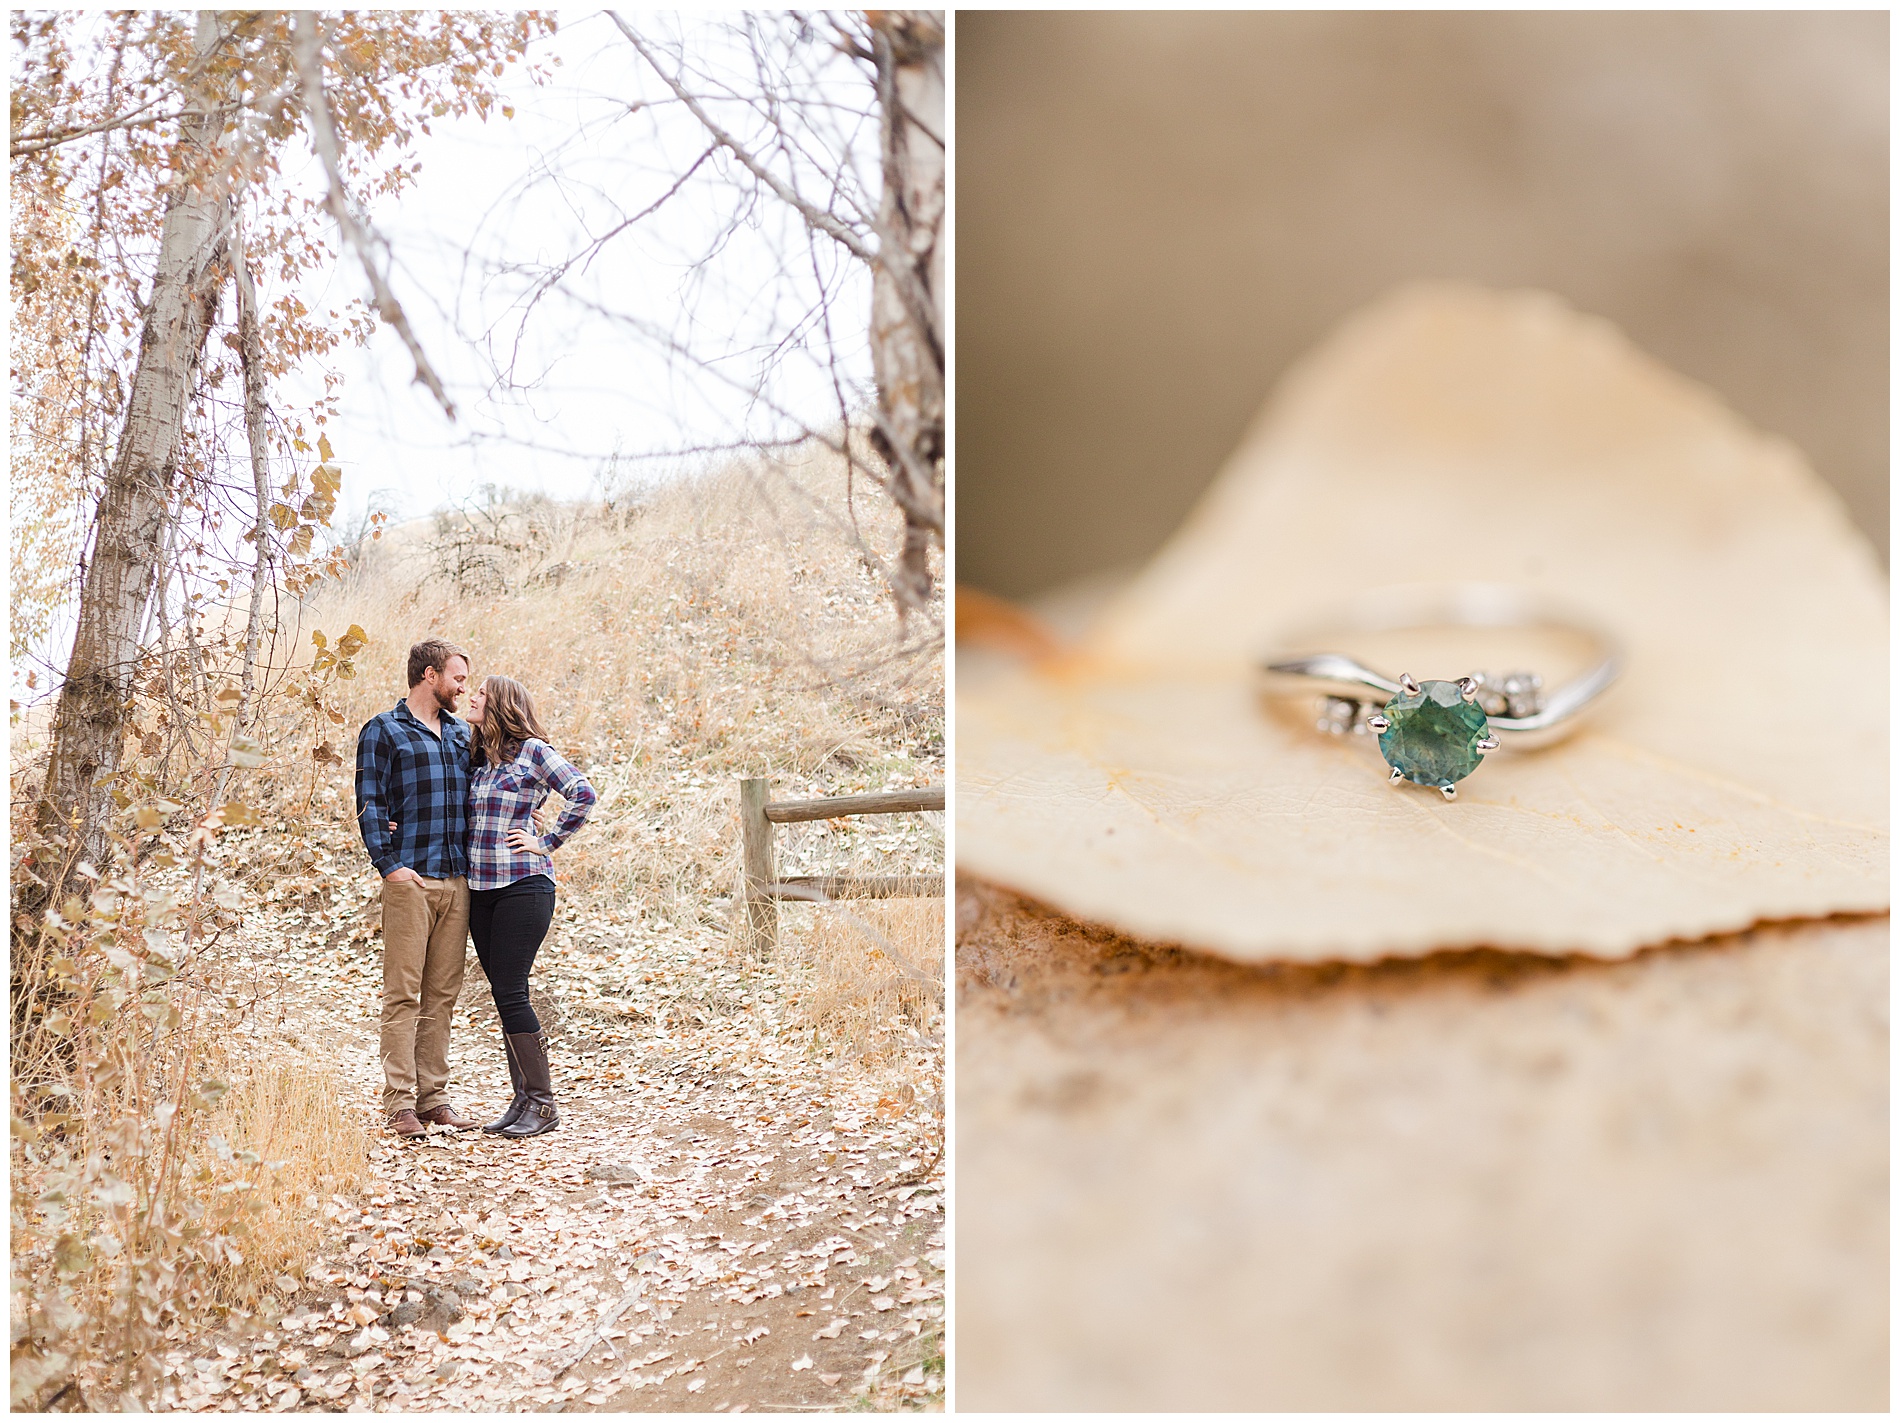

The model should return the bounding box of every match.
[1258,584,1623,797]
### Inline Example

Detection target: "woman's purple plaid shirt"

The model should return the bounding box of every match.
[468,739,597,891]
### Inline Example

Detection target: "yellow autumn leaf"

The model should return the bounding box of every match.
[957,285,1888,961]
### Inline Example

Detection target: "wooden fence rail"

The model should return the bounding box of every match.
[765,787,944,822]
[739,777,944,953]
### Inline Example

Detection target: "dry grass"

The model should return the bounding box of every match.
[207,1052,369,1304]
[797,898,946,1062]
[6,857,367,1406]
[292,445,945,1065]
[273,443,943,938]
[233,438,945,1066]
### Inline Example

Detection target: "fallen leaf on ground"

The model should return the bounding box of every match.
[958,283,1888,961]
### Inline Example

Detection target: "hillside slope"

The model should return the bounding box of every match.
[148,451,946,1412]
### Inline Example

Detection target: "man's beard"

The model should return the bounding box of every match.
[434,684,460,714]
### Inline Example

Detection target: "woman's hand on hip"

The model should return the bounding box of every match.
[506,827,543,854]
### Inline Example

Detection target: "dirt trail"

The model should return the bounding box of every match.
[152,897,945,1412]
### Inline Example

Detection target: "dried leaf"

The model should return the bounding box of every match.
[217,801,263,828]
[959,285,1887,960]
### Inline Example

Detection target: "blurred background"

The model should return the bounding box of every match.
[957,10,1888,598]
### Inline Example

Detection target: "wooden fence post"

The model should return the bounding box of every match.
[739,776,777,955]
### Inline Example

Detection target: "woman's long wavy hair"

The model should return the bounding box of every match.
[471,674,548,768]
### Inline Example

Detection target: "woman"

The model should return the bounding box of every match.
[465,674,597,1139]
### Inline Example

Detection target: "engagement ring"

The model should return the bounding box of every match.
[1258,584,1623,800]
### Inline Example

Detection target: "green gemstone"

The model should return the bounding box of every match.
[1378,681,1490,788]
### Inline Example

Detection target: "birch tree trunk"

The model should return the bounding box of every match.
[194,202,273,834]
[232,205,271,735]
[866,11,946,616]
[36,11,233,872]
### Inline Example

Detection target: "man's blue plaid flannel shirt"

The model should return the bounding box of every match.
[354,699,471,879]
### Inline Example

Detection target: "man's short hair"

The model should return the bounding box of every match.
[407,638,469,688]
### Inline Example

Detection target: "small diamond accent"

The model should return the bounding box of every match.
[1470,670,1544,720]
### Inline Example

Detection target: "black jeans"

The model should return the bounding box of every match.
[469,874,555,1036]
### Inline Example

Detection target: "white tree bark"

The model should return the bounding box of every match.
[39,11,233,869]
[866,11,946,616]
[232,204,271,734]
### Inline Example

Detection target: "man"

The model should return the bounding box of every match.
[354,638,478,1138]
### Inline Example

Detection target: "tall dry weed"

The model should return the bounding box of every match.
[206,1053,369,1301]
[8,846,365,1410]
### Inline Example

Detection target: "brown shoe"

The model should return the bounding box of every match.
[418,1103,475,1130]
[387,1109,426,1139]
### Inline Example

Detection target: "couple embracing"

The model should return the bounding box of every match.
[353,638,597,1141]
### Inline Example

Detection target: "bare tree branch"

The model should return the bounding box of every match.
[611,12,876,266]
[290,12,456,420]
[11,102,193,158]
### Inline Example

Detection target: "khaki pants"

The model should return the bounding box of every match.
[379,874,469,1117]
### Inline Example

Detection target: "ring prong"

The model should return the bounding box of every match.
[1367,714,1391,733]
[1399,673,1420,696]
[1439,785,1457,801]
[1388,766,1405,784]
[1457,676,1480,702]
[1475,735,1499,753]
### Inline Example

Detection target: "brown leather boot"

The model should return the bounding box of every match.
[483,1034,528,1134]
[497,1031,557,1139]
[387,1109,426,1139]
[418,1103,475,1129]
